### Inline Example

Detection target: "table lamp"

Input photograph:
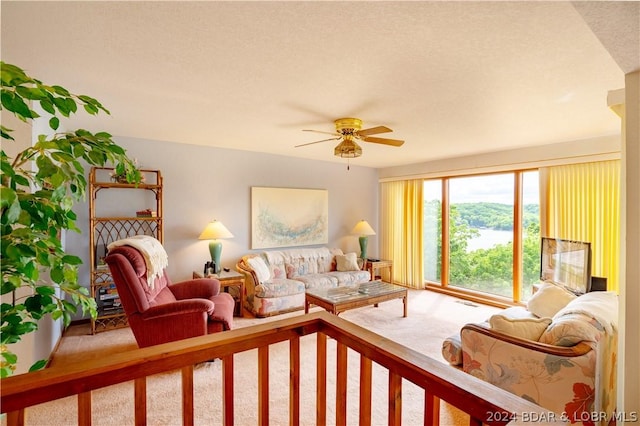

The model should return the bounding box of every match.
[198,220,234,273]
[351,220,376,260]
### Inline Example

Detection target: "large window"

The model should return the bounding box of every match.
[521,171,541,300]
[449,174,514,297]
[423,170,540,302]
[423,180,442,283]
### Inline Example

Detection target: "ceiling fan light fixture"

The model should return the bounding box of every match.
[334,139,362,158]
[298,117,403,161]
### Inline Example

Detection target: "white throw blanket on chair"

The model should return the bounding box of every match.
[553,291,618,334]
[108,235,168,289]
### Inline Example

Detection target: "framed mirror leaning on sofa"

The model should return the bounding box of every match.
[540,237,592,294]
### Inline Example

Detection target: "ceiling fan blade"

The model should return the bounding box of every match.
[303,129,340,136]
[362,136,405,147]
[357,126,392,137]
[295,137,341,148]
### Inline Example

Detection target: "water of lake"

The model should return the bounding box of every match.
[467,228,513,252]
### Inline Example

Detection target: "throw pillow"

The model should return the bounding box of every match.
[497,306,538,320]
[336,252,360,272]
[527,282,577,318]
[285,262,309,278]
[489,314,552,341]
[247,256,271,284]
[538,313,601,347]
[442,334,463,366]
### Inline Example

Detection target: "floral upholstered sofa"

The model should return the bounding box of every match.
[442,284,618,425]
[236,247,371,317]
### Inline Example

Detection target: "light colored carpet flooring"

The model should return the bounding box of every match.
[19,289,500,425]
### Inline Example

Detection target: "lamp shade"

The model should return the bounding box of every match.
[351,220,376,260]
[351,220,376,236]
[198,220,234,240]
[198,220,234,273]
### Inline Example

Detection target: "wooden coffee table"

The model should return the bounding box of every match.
[304,280,407,317]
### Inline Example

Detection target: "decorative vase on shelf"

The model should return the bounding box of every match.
[111,175,128,183]
[111,173,144,184]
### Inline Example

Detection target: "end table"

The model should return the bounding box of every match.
[193,269,245,316]
[365,259,393,283]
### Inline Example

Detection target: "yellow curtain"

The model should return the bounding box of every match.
[542,160,620,292]
[380,179,423,288]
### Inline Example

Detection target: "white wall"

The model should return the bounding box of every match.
[621,70,640,417]
[66,137,380,291]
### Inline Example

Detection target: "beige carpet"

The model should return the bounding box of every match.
[19,289,500,425]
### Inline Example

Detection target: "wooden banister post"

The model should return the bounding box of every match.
[316,332,327,426]
[223,355,234,426]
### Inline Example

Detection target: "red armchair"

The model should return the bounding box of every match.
[105,246,234,348]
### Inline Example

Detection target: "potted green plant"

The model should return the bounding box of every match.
[1,62,141,377]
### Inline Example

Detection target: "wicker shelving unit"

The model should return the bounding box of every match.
[89,167,163,334]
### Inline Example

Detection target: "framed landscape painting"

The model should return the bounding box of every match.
[251,187,328,249]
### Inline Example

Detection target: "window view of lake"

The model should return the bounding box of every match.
[466,228,513,252]
[423,171,541,301]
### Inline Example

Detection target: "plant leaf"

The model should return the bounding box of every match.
[5,197,22,223]
[62,255,82,265]
[29,359,48,372]
[49,116,60,130]
[39,98,55,115]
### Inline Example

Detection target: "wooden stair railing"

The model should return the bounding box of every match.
[1,311,562,426]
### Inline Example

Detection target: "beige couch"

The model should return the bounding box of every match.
[236,247,371,317]
[442,284,618,425]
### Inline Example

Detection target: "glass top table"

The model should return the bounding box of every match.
[304,280,407,317]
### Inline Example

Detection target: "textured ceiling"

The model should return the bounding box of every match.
[2,1,637,168]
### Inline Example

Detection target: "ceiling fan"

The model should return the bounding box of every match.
[295,117,404,159]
